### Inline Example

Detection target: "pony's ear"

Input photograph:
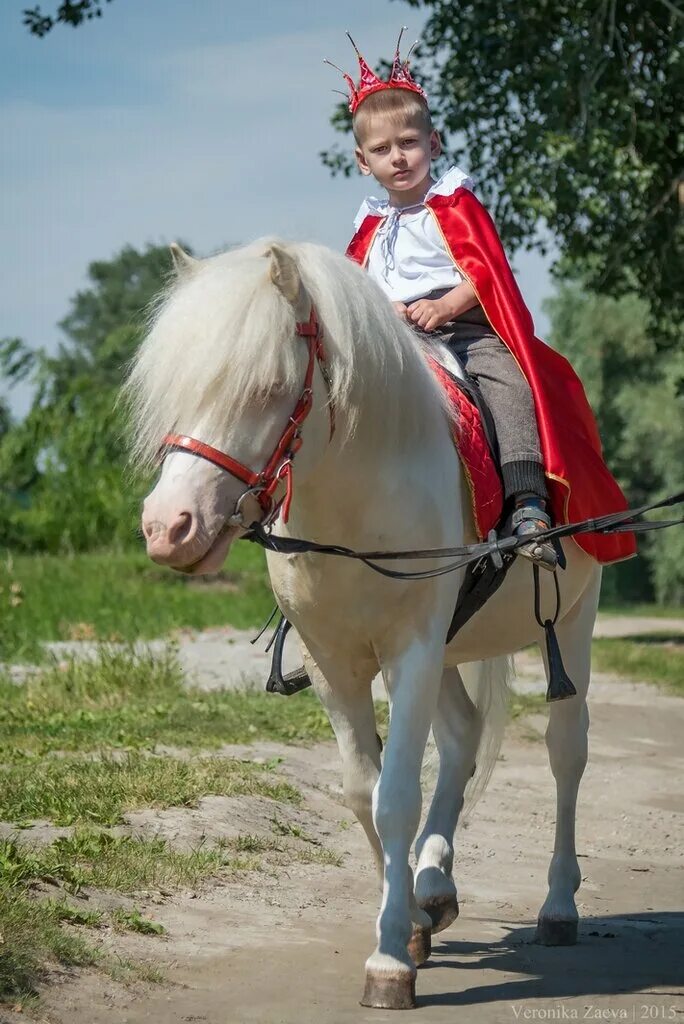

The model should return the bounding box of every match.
[267,245,301,304]
[169,242,199,277]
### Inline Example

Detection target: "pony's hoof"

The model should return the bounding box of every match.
[360,968,416,1010]
[536,917,578,946]
[407,925,431,966]
[423,894,459,934]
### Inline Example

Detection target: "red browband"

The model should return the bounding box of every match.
[160,307,333,525]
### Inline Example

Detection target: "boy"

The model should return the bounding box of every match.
[333,31,636,569]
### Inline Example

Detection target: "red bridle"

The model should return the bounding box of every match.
[160,307,334,526]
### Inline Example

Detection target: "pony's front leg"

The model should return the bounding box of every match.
[303,650,384,878]
[362,637,445,1011]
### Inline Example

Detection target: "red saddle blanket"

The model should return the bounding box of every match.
[429,357,503,540]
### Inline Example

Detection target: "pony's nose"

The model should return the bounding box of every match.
[143,510,196,562]
[166,511,194,546]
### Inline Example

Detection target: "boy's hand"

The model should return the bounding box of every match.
[392,301,409,320]
[407,297,452,332]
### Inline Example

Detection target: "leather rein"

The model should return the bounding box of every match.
[160,307,333,527]
[244,490,684,581]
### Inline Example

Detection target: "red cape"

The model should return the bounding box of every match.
[346,187,636,564]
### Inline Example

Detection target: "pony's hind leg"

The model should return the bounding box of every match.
[537,567,601,946]
[414,666,481,933]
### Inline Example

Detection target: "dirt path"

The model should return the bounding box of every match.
[34,646,683,1024]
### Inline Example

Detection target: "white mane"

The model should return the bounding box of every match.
[124,238,449,470]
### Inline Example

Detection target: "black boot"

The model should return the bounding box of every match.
[511,496,557,571]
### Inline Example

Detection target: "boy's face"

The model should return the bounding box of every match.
[355,114,441,196]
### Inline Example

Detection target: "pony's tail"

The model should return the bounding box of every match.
[459,656,513,817]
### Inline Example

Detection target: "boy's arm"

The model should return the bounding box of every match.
[407,280,478,332]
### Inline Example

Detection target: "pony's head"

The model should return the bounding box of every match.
[123,238,444,573]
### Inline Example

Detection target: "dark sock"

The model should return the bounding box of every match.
[501,460,547,501]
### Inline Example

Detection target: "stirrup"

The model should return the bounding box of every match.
[511,505,558,572]
[265,616,312,696]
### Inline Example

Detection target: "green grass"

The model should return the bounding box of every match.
[0,545,273,662]
[509,691,548,718]
[0,753,300,827]
[0,829,251,1004]
[111,908,166,935]
[0,626,344,1006]
[0,822,342,1004]
[47,830,258,891]
[592,637,683,694]
[0,885,102,1005]
[0,647,334,758]
[598,603,684,620]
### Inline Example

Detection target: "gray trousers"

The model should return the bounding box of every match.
[426,302,546,499]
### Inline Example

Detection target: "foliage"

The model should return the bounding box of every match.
[545,284,684,604]
[23,0,112,36]
[0,244,178,554]
[323,1,682,343]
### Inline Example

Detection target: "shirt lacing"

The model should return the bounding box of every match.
[380,203,421,281]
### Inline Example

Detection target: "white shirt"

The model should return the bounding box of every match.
[353,166,474,304]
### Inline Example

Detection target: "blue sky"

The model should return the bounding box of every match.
[1,0,553,416]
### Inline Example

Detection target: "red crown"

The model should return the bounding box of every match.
[324,27,427,115]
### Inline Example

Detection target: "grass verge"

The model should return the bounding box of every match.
[0,885,103,1007]
[0,822,342,1005]
[598,603,684,620]
[592,637,683,694]
[0,753,300,827]
[0,545,273,663]
[0,639,346,1006]
[0,646,333,758]
[0,830,248,1005]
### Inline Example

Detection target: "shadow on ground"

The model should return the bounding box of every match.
[420,912,684,1008]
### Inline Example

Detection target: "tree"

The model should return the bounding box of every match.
[23,0,112,36]
[323,2,682,345]
[0,243,177,552]
[545,284,684,604]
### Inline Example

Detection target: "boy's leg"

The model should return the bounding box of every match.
[449,334,556,569]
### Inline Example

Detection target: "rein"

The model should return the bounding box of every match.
[160,307,333,526]
[245,490,684,581]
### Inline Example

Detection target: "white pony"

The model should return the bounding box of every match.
[125,239,601,1010]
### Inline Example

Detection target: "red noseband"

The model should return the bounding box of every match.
[159,307,333,526]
